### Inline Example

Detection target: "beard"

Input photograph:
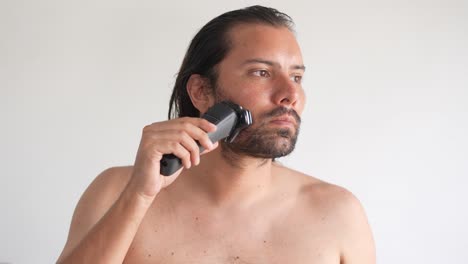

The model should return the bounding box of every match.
[222,106,301,159]
[211,89,301,160]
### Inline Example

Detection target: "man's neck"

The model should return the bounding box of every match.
[169,147,276,208]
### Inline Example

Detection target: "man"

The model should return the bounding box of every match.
[57,5,375,264]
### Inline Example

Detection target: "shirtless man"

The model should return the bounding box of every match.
[57,5,375,264]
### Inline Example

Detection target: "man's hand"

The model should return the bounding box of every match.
[126,117,219,201]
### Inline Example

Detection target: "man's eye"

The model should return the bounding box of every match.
[291,75,303,83]
[253,70,270,77]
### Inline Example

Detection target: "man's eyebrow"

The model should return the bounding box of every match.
[292,64,306,71]
[242,58,306,71]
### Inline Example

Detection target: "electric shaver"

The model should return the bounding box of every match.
[160,101,252,176]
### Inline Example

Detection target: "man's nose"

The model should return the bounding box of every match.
[273,73,300,107]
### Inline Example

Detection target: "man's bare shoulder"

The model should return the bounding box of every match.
[69,166,134,219]
[273,163,375,263]
[94,166,134,191]
[72,165,134,227]
[273,162,365,221]
[272,162,341,192]
[57,166,134,262]
[82,166,134,204]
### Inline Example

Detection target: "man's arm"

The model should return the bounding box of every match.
[339,190,376,264]
[56,167,151,263]
[57,118,218,263]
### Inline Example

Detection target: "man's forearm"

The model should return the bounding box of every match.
[58,188,154,264]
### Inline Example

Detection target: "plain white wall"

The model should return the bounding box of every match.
[1,0,467,263]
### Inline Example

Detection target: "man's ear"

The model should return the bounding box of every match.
[186,74,215,115]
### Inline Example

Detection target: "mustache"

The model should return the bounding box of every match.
[261,107,301,125]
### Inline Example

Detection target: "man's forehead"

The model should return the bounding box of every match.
[227,23,293,43]
[224,23,304,66]
[241,58,306,71]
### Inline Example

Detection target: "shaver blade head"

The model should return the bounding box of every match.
[222,101,253,143]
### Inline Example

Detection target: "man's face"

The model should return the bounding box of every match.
[212,23,306,159]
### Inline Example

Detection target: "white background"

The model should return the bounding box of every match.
[1,0,467,263]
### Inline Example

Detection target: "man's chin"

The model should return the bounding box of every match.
[221,134,297,159]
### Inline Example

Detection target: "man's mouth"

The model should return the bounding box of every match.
[261,107,301,125]
[269,115,297,127]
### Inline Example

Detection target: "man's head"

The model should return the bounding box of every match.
[168,5,306,160]
[168,5,295,119]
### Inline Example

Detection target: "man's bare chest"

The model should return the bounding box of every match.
[124,202,341,264]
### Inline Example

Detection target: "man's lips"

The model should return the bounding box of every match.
[269,115,297,127]
[257,107,301,129]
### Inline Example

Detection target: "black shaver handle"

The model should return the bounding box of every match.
[159,125,234,176]
[160,102,247,176]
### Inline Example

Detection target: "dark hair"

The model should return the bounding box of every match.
[168,5,295,119]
